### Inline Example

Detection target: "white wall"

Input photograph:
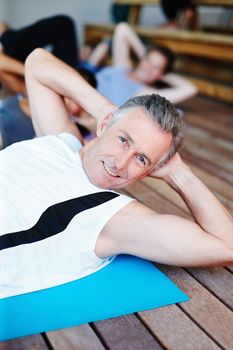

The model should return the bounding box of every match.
[1,0,230,43]
[1,0,112,44]
[0,0,7,20]
[140,5,165,26]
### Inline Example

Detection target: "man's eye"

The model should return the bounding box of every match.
[137,155,146,165]
[119,136,126,143]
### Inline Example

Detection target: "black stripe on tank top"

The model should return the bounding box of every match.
[0,191,119,251]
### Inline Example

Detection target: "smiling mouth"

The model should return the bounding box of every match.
[103,162,119,177]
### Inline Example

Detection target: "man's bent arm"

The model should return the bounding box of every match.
[25,48,116,137]
[100,156,233,267]
[151,154,233,250]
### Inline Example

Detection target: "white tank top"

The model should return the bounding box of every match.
[0,134,133,298]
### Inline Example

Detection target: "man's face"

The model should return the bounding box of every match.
[137,51,168,84]
[80,108,172,189]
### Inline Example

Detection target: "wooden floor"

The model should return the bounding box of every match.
[1,96,233,350]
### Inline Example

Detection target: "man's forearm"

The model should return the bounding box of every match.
[26,48,116,122]
[167,162,233,248]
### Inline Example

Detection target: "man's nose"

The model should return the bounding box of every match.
[115,151,132,170]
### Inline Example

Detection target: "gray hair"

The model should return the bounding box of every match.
[109,94,183,168]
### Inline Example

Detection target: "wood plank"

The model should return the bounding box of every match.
[175,57,233,85]
[141,178,190,213]
[182,95,233,117]
[46,325,105,350]
[0,334,48,350]
[186,267,233,310]
[202,26,233,35]
[160,265,233,349]
[185,77,233,103]
[124,181,191,219]
[184,164,233,204]
[184,117,233,141]
[184,139,233,173]
[184,125,233,160]
[185,135,233,171]
[193,0,233,6]
[185,115,233,141]
[94,315,164,350]
[142,177,233,217]
[84,23,233,48]
[150,37,233,61]
[181,96,233,126]
[139,305,221,350]
[142,171,233,215]
[181,149,233,185]
[138,27,233,45]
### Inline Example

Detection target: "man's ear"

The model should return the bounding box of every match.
[96,113,113,136]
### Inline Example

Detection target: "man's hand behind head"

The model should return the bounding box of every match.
[148,153,188,185]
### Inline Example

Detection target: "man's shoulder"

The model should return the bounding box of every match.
[96,199,156,256]
[57,133,82,152]
[103,199,154,230]
[2,133,81,162]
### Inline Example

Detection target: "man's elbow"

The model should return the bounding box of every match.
[223,254,233,266]
[25,48,48,75]
[218,244,233,266]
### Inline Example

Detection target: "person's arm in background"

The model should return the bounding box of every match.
[0,52,26,94]
[25,48,116,138]
[137,73,198,104]
[112,22,146,68]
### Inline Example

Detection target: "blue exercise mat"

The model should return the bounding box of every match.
[0,255,189,341]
